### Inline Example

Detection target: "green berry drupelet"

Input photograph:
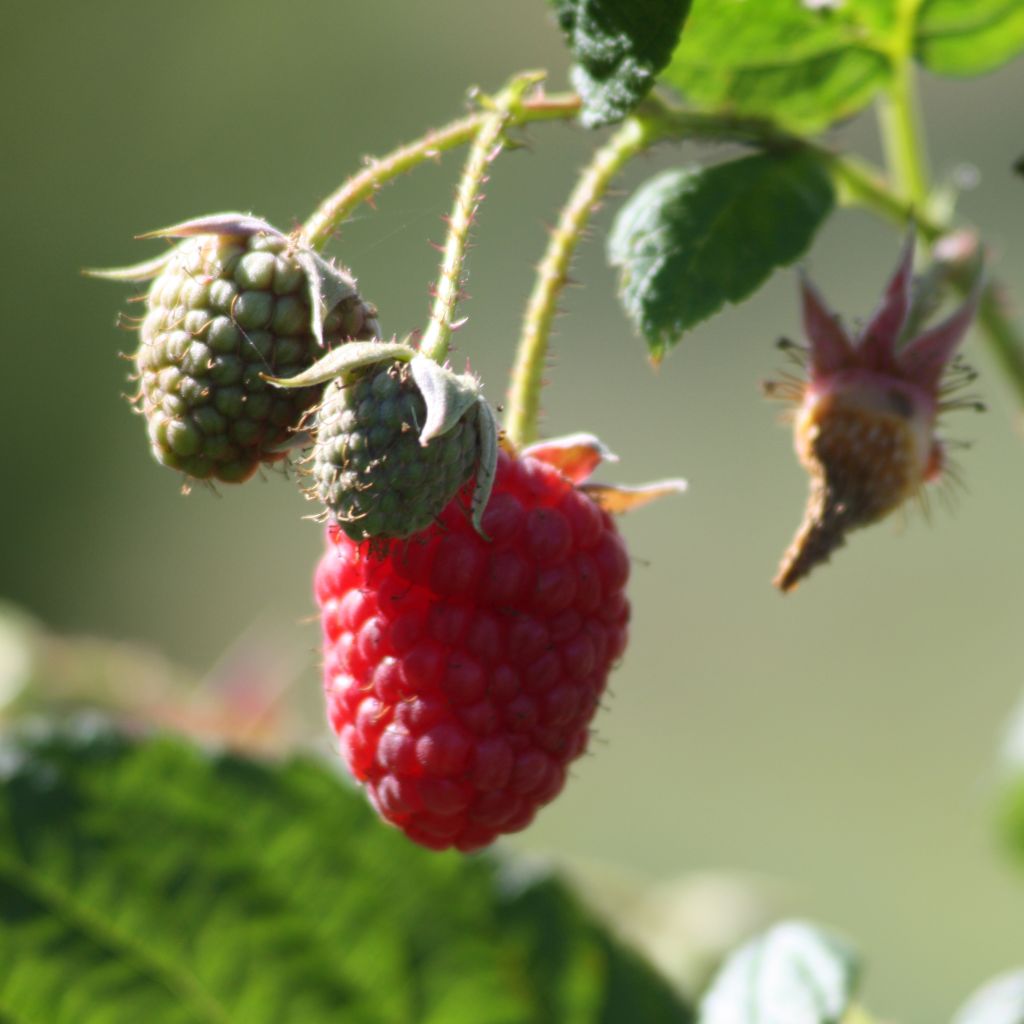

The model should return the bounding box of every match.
[313,360,480,540]
[135,232,378,483]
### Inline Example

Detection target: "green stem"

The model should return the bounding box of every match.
[419,73,544,364]
[876,0,930,211]
[504,115,659,447]
[301,88,580,251]
[300,71,1024,413]
[822,149,1024,406]
[978,285,1024,407]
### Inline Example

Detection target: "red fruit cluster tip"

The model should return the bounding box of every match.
[314,447,632,852]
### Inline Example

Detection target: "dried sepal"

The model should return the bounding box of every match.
[581,478,688,513]
[522,433,619,483]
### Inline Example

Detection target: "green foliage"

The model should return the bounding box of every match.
[660,0,894,133]
[954,970,1024,1024]
[633,0,1024,133]
[0,723,693,1024]
[697,921,860,1024]
[915,0,1024,76]
[549,0,692,127]
[606,151,834,359]
[998,694,1024,865]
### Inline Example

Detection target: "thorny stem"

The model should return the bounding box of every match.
[420,73,544,364]
[505,116,660,447]
[301,69,1024,412]
[301,88,581,251]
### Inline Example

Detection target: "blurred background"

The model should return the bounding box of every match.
[3,2,1023,1018]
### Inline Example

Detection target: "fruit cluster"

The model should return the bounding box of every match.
[136,230,379,483]
[98,212,683,851]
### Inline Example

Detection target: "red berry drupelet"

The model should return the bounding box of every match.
[314,446,633,852]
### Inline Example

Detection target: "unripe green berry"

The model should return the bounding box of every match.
[313,360,481,541]
[132,230,379,483]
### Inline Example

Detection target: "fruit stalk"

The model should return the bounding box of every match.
[301,86,581,252]
[419,73,545,364]
[505,115,659,447]
[876,0,930,211]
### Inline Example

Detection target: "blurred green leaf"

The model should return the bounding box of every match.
[660,0,893,133]
[698,920,859,1024]
[606,151,834,359]
[998,692,1024,865]
[0,722,693,1024]
[954,970,1024,1024]
[549,0,693,127]
[915,0,1024,75]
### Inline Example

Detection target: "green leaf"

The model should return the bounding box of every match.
[661,0,893,134]
[954,971,1024,1024]
[698,920,860,1024]
[0,722,693,1024]
[915,0,1024,76]
[607,151,834,359]
[550,0,693,128]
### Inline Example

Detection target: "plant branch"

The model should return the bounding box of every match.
[505,116,659,447]
[301,89,581,251]
[419,73,545,365]
[299,73,1024,413]
[876,0,930,210]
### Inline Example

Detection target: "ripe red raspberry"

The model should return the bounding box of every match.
[314,446,633,852]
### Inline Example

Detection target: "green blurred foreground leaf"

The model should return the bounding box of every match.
[697,920,860,1024]
[954,970,1024,1024]
[607,151,834,359]
[0,723,693,1024]
[549,0,692,127]
[998,691,1024,866]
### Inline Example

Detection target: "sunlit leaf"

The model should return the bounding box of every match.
[661,0,893,133]
[954,970,1024,1024]
[698,920,859,1024]
[607,151,834,359]
[916,0,1024,75]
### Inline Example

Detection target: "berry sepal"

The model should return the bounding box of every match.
[521,433,687,512]
[270,340,499,541]
[91,212,380,348]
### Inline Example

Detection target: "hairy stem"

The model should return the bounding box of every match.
[505,116,659,447]
[419,73,544,364]
[876,0,930,210]
[300,71,1024,413]
[977,285,1024,407]
[301,89,580,251]
[824,150,1024,406]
